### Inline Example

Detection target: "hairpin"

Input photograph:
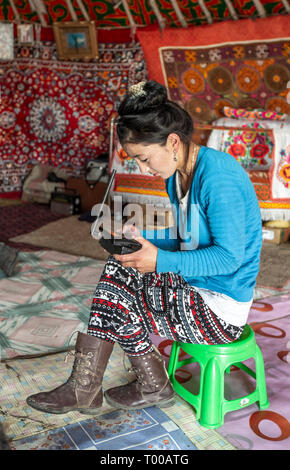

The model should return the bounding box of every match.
[129,81,146,97]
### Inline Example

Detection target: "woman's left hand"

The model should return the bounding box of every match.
[114,226,158,274]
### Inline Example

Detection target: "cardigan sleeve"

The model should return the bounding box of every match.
[156,167,249,277]
[141,226,179,251]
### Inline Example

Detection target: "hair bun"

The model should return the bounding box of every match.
[118,80,168,115]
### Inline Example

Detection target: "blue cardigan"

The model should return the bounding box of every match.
[142,146,262,302]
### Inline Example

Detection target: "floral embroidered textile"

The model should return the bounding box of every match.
[207,118,290,220]
[223,106,288,121]
[159,39,290,124]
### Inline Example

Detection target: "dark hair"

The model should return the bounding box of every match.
[116,81,193,147]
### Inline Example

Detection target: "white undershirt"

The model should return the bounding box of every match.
[175,171,252,327]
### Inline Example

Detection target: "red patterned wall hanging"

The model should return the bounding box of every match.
[0,41,147,195]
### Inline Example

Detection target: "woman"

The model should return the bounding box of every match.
[27,80,262,414]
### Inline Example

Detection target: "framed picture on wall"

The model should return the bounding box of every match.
[0,23,14,60]
[53,21,98,60]
[17,24,34,45]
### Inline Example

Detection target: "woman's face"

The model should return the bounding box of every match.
[123,139,176,179]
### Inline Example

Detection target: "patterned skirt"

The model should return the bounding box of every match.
[87,256,244,356]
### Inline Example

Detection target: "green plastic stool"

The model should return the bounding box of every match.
[167,324,269,429]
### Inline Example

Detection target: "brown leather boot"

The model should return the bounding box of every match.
[26,332,114,415]
[104,346,175,410]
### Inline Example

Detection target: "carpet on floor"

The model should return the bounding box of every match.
[9,406,198,451]
[0,343,234,451]
[9,213,290,297]
[0,202,65,252]
[0,250,106,360]
[1,293,289,450]
[1,220,290,450]
[0,250,235,450]
[153,293,290,451]
[10,214,108,260]
[0,249,289,450]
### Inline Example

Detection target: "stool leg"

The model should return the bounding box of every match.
[255,345,269,410]
[167,341,179,380]
[199,357,224,429]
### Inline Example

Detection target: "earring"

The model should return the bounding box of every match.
[173,150,178,162]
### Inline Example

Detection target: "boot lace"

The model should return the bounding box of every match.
[69,351,94,385]
[63,331,93,386]
[122,353,145,386]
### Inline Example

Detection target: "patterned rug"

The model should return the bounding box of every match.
[219,294,290,450]
[0,202,64,250]
[0,250,289,450]
[0,342,233,451]
[2,293,290,450]
[153,293,290,450]
[0,40,147,195]
[9,215,109,261]
[0,250,106,360]
[9,405,198,451]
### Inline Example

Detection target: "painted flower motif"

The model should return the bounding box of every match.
[183,69,205,94]
[241,130,257,144]
[209,48,222,62]
[257,134,267,145]
[266,97,290,114]
[282,42,290,56]
[29,97,67,142]
[279,164,290,187]
[163,51,174,63]
[251,144,269,164]
[255,44,269,59]
[168,76,178,88]
[185,51,197,63]
[228,144,246,159]
[236,66,261,93]
[118,148,130,164]
[233,46,245,59]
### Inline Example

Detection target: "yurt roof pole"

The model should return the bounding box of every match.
[9,0,20,21]
[197,0,213,24]
[170,0,187,27]
[122,0,137,35]
[280,0,290,13]
[65,0,78,21]
[223,0,239,20]
[76,0,90,21]
[28,0,48,26]
[149,0,166,29]
[252,0,267,17]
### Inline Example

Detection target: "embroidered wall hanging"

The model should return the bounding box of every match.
[160,38,290,124]
[207,118,290,220]
[0,41,147,195]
